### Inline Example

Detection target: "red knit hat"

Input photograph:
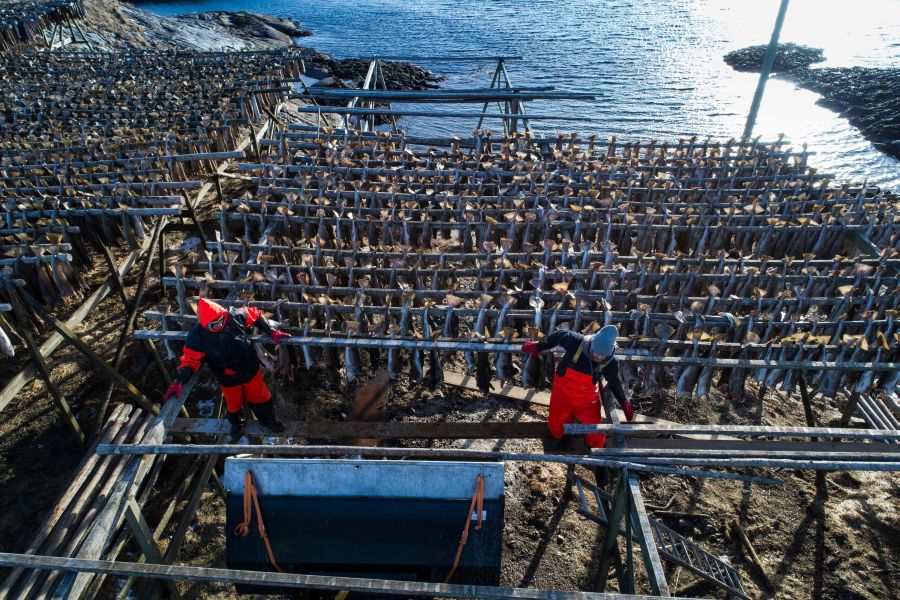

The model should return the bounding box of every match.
[198,298,228,329]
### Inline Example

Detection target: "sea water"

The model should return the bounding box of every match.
[136,0,900,189]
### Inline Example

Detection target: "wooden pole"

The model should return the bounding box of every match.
[95,219,167,432]
[742,0,790,139]
[123,499,183,600]
[18,287,159,415]
[3,281,85,444]
[0,552,693,600]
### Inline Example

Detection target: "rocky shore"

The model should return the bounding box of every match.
[725,44,900,159]
[78,0,439,92]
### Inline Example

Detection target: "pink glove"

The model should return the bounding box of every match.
[270,329,291,345]
[622,400,634,422]
[162,381,183,403]
[521,341,539,357]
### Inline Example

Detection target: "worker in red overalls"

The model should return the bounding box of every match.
[163,298,291,440]
[522,324,633,450]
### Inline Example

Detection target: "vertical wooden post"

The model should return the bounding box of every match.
[595,477,628,593]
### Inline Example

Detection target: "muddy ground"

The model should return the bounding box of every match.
[0,151,896,600]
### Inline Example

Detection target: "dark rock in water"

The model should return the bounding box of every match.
[723,43,825,73]
[295,46,444,92]
[724,44,900,160]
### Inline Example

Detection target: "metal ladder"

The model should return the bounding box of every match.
[572,473,749,599]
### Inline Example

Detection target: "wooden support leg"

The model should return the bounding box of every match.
[602,392,670,596]
[17,286,159,416]
[839,387,861,427]
[159,228,167,296]
[596,477,628,593]
[96,222,166,432]
[124,498,183,600]
[627,473,671,596]
[96,240,170,393]
[798,375,827,492]
[4,283,85,444]
[624,490,635,594]
[180,192,209,250]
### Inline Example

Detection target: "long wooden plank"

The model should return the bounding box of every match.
[563,424,899,441]
[625,438,889,453]
[91,443,781,484]
[171,418,551,439]
[54,373,199,599]
[591,448,900,461]
[135,330,900,373]
[0,552,700,600]
[443,373,738,441]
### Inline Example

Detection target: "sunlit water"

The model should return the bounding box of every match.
[137,0,900,189]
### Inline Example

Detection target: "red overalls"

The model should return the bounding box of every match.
[220,368,271,414]
[548,367,607,448]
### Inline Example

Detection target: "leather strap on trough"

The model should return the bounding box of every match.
[234,470,283,572]
[443,474,485,583]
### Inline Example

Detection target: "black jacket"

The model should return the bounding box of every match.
[176,307,273,387]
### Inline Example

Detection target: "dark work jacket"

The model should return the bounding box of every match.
[535,328,628,405]
[176,307,272,388]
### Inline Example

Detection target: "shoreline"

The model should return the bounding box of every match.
[725,44,900,160]
[78,0,440,92]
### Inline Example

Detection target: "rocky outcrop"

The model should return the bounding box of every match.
[79,0,309,50]
[77,1,440,92]
[724,44,900,159]
[296,48,443,91]
[724,43,825,72]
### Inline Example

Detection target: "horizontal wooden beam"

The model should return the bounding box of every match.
[0,552,688,600]
[172,418,551,439]
[93,443,783,483]
[292,107,589,120]
[132,330,900,373]
[564,424,900,441]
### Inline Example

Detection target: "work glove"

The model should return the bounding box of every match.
[162,381,183,403]
[521,341,539,357]
[622,399,635,422]
[270,329,291,345]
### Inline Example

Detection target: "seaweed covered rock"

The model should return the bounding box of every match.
[295,47,443,91]
[724,43,825,73]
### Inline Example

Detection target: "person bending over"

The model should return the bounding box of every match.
[522,324,633,449]
[163,298,291,441]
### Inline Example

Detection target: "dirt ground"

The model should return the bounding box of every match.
[155,353,898,600]
[0,168,896,600]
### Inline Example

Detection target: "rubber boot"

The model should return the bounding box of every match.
[249,399,285,433]
[555,434,573,451]
[593,465,609,488]
[226,410,244,443]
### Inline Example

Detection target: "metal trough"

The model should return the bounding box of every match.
[225,457,505,595]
